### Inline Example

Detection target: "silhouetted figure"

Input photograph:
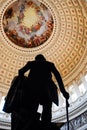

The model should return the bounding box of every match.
[3,54,69,130]
[18,54,69,126]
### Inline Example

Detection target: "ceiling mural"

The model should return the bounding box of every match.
[3,0,54,48]
[0,0,87,95]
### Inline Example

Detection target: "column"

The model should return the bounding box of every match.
[73,81,81,97]
[0,92,2,104]
[80,74,87,90]
[59,91,65,107]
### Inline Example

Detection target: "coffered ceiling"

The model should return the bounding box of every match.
[0,0,87,95]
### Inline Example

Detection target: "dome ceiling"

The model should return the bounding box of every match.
[0,0,87,95]
[3,0,54,48]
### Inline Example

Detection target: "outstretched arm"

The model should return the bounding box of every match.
[51,63,69,99]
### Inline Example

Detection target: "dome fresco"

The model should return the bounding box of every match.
[3,0,54,48]
[0,1,87,128]
[0,0,87,95]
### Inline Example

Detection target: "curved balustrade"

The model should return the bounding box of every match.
[52,90,87,122]
[0,91,86,129]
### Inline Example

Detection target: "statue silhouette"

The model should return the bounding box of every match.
[18,54,69,121]
[5,54,69,130]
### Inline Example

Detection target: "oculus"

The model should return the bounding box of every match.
[3,0,54,48]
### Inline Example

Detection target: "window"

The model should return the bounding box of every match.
[79,83,86,94]
[85,74,87,82]
[71,93,78,102]
[0,96,5,113]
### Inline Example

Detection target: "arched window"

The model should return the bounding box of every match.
[0,96,5,113]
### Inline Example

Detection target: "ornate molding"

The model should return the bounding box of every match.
[52,90,87,122]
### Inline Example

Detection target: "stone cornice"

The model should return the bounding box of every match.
[0,91,86,129]
[52,90,87,122]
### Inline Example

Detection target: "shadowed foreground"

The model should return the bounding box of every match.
[25,120,63,130]
[20,112,64,130]
[11,111,64,130]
